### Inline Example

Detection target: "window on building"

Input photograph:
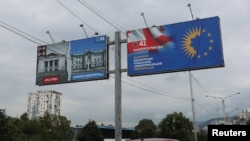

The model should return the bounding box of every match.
[49,60,53,71]
[54,59,58,71]
[44,61,48,72]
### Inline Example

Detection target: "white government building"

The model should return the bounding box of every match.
[27,90,62,119]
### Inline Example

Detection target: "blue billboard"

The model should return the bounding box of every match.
[36,35,108,86]
[126,16,224,76]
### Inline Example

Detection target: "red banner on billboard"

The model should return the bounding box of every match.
[43,75,60,84]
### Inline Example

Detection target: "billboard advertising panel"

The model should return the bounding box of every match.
[126,16,224,76]
[36,35,108,86]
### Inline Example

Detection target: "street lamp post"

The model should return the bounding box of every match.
[206,92,240,124]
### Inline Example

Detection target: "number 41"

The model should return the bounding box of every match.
[139,40,146,46]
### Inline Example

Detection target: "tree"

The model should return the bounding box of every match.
[133,119,157,139]
[158,112,193,141]
[20,112,29,122]
[0,110,72,141]
[50,114,72,140]
[19,112,40,140]
[7,116,22,140]
[0,109,16,141]
[38,111,71,141]
[22,119,41,140]
[78,120,104,141]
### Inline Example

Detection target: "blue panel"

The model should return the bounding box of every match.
[127,16,224,76]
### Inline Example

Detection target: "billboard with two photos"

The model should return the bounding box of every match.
[36,35,108,86]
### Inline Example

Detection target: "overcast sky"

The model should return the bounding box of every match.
[1,0,250,128]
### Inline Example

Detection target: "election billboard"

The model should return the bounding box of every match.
[126,16,224,76]
[36,35,108,86]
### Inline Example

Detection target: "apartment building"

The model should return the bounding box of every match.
[27,90,62,119]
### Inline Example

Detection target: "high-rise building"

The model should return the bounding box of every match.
[27,90,62,119]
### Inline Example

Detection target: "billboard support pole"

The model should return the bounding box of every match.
[187,4,198,141]
[115,31,122,141]
[189,71,198,141]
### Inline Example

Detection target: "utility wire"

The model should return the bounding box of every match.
[122,75,190,100]
[78,0,126,34]
[189,73,222,117]
[120,74,216,119]
[191,73,209,94]
[110,75,190,101]
[0,24,42,45]
[57,0,98,33]
[0,21,46,45]
[0,21,71,58]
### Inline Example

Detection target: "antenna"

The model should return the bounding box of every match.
[46,31,55,44]
[141,12,149,27]
[80,24,88,38]
[187,3,194,20]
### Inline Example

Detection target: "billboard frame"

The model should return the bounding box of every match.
[126,16,224,77]
[36,35,109,86]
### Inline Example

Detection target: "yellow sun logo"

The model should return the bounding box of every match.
[181,27,202,59]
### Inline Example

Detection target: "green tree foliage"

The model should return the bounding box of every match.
[158,112,193,141]
[1,108,204,141]
[7,116,22,140]
[38,111,71,141]
[78,120,104,141]
[22,119,41,140]
[133,119,157,139]
[1,110,72,141]
[0,109,16,141]
[20,112,29,122]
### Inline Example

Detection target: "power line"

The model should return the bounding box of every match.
[78,0,126,34]
[191,73,209,94]
[0,24,42,45]
[189,73,223,119]
[0,21,71,58]
[123,76,189,99]
[57,0,98,34]
[0,21,46,45]
[110,75,190,101]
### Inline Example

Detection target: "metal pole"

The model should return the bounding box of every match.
[115,31,122,141]
[189,71,198,141]
[46,31,55,44]
[222,99,226,123]
[141,13,149,27]
[80,24,88,38]
[187,4,198,141]
[187,3,194,21]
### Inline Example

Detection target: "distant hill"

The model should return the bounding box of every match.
[197,117,224,129]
